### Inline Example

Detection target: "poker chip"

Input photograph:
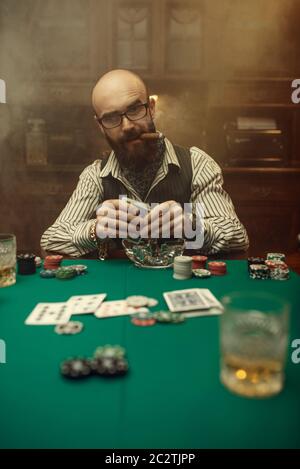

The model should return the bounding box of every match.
[69,264,88,275]
[55,321,83,335]
[192,255,207,269]
[249,264,270,280]
[147,298,158,307]
[153,311,185,324]
[265,260,289,280]
[173,256,193,280]
[90,356,129,377]
[131,311,156,326]
[34,256,42,268]
[94,345,126,359]
[192,268,211,278]
[247,257,265,272]
[40,269,56,278]
[208,261,227,276]
[55,267,77,280]
[17,253,36,275]
[60,358,92,379]
[267,253,286,262]
[44,255,63,270]
[126,295,149,307]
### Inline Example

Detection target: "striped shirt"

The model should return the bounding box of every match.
[40,138,249,257]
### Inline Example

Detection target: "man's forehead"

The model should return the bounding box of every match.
[94,77,147,116]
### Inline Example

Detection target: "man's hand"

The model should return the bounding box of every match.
[140,200,187,239]
[96,199,140,239]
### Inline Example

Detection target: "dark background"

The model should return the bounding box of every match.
[0,0,300,255]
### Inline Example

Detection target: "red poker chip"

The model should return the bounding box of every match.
[192,255,207,269]
[208,261,226,268]
[131,317,156,327]
[209,270,226,276]
[45,255,63,261]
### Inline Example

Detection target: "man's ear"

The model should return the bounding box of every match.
[148,96,156,119]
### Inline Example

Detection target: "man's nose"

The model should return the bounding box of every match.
[121,115,135,131]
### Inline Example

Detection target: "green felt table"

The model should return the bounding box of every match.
[0,259,299,449]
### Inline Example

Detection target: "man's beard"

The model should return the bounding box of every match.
[105,121,164,171]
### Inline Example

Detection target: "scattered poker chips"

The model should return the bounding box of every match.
[69,264,88,275]
[55,267,77,280]
[40,269,57,278]
[17,253,36,275]
[94,345,125,359]
[90,356,129,377]
[55,321,84,335]
[60,345,129,380]
[60,358,92,379]
[267,253,286,262]
[44,255,63,270]
[126,295,149,307]
[147,298,158,307]
[249,264,270,280]
[192,255,207,270]
[173,256,193,280]
[153,311,185,324]
[208,261,227,276]
[126,296,158,308]
[131,311,156,326]
[265,260,289,281]
[192,268,211,279]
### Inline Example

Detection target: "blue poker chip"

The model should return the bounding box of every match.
[40,269,56,278]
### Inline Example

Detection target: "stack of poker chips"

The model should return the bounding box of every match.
[60,345,128,380]
[55,266,77,280]
[249,264,270,280]
[153,311,185,324]
[17,253,36,275]
[267,252,286,262]
[192,255,207,269]
[43,255,63,270]
[131,311,156,326]
[192,268,211,279]
[208,261,227,276]
[173,256,193,280]
[247,257,265,273]
[265,260,289,281]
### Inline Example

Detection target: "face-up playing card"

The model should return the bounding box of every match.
[25,302,71,325]
[163,288,223,314]
[66,294,107,315]
[94,300,136,319]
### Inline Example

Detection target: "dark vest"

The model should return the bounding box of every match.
[100,144,192,205]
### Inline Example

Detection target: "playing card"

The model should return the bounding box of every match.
[25,302,71,325]
[163,288,223,314]
[94,300,136,319]
[66,293,107,315]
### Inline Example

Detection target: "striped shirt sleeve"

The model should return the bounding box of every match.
[190,146,249,254]
[40,162,104,257]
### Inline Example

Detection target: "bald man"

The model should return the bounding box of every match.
[41,69,249,257]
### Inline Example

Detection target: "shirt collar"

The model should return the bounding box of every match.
[99,135,181,179]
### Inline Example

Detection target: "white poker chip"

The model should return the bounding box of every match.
[133,307,150,314]
[54,321,84,335]
[126,295,149,307]
[147,298,158,307]
[34,256,42,267]
[70,264,88,275]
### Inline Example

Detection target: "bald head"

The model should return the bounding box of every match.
[92,69,148,117]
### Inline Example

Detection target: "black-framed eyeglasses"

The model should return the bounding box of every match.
[95,102,149,129]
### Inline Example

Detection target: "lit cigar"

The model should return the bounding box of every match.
[140,131,164,140]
